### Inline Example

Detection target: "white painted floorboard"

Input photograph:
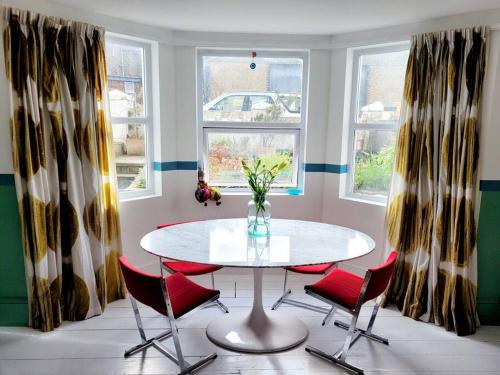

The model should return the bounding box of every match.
[1,273,499,374]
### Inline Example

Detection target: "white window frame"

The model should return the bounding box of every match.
[106,35,155,201]
[345,42,409,204]
[196,49,309,193]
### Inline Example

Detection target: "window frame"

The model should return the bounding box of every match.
[106,34,155,201]
[345,42,409,204]
[196,49,309,193]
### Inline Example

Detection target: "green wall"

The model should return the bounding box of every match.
[477,190,500,325]
[0,175,28,326]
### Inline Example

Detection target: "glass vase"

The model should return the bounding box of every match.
[247,195,271,237]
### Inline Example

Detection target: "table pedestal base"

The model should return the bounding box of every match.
[206,269,308,353]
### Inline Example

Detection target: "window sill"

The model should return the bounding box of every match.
[119,191,161,203]
[340,194,387,207]
[218,189,304,197]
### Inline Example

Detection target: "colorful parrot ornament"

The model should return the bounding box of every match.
[195,168,222,206]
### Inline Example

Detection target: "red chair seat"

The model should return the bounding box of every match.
[163,261,222,276]
[286,263,334,274]
[119,257,219,319]
[166,272,219,318]
[305,268,364,310]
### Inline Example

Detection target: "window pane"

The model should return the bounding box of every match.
[353,129,396,196]
[202,55,303,123]
[106,42,145,118]
[113,123,147,192]
[206,132,296,187]
[356,50,408,124]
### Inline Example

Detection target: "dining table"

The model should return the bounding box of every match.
[140,218,375,353]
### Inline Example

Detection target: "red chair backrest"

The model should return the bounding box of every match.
[363,251,398,303]
[119,256,167,316]
[157,220,204,229]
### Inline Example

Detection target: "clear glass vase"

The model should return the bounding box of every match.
[247,195,271,237]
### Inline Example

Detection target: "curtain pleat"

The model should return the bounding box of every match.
[2,6,126,331]
[383,27,487,336]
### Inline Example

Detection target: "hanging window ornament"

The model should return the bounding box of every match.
[250,51,257,69]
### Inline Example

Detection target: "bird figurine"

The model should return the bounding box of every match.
[195,168,222,206]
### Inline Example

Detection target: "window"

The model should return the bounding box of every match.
[106,35,154,199]
[346,44,409,203]
[198,50,308,190]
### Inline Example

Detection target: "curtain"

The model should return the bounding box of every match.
[383,27,488,336]
[3,7,126,331]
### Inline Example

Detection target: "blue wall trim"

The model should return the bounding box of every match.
[0,174,15,186]
[152,161,349,174]
[153,161,198,171]
[480,180,500,191]
[304,163,348,174]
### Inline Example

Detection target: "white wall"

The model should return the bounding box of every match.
[1,0,499,275]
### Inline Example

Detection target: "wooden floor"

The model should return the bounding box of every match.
[1,272,499,375]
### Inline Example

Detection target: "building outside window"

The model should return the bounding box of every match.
[197,50,308,191]
[346,43,409,203]
[106,35,154,199]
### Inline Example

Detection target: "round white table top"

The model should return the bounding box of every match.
[140,218,375,268]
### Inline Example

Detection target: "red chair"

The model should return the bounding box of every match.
[119,256,220,374]
[271,263,337,325]
[158,222,228,313]
[304,251,398,375]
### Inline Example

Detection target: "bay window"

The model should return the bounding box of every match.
[106,35,154,200]
[346,44,409,203]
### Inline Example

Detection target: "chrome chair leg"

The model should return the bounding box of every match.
[321,306,336,326]
[305,345,364,375]
[338,312,360,361]
[334,300,388,345]
[130,296,146,343]
[366,299,381,334]
[211,272,215,289]
[177,352,218,375]
[305,309,364,375]
[214,299,229,313]
[125,296,173,357]
[272,265,337,313]
[124,329,172,357]
[271,270,291,310]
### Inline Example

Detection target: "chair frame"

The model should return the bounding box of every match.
[161,259,229,313]
[124,260,220,375]
[304,270,389,375]
[271,264,337,326]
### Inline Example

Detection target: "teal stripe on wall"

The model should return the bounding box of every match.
[152,162,349,174]
[305,163,348,174]
[2,171,498,184]
[0,174,15,185]
[153,161,198,171]
[480,180,500,191]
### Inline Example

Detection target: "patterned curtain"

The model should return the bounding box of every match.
[3,7,126,331]
[384,27,488,336]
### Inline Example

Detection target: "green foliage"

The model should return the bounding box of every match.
[242,158,288,217]
[354,147,394,194]
[258,153,292,176]
[130,167,146,189]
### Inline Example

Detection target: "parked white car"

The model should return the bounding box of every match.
[203,92,301,122]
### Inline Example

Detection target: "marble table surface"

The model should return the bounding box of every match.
[140,218,375,268]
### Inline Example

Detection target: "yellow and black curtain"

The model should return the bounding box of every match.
[384,27,488,335]
[3,7,126,331]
